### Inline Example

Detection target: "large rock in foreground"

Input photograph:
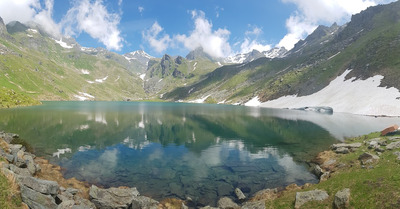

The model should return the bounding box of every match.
[20,185,57,209]
[89,185,140,209]
[295,189,329,209]
[334,188,350,209]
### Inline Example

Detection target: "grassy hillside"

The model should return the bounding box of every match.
[0,23,146,102]
[0,87,40,108]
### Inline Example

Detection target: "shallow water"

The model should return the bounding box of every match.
[0,101,397,206]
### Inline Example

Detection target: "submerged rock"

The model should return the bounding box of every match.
[294,189,329,209]
[235,188,246,200]
[293,106,333,114]
[334,188,350,209]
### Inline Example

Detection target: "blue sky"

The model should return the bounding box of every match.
[0,0,396,57]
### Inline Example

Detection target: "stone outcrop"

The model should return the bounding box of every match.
[217,197,240,209]
[294,189,329,209]
[20,185,58,209]
[89,185,140,209]
[358,152,379,165]
[386,141,400,150]
[334,188,350,209]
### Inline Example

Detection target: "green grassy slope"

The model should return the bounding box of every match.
[0,24,145,101]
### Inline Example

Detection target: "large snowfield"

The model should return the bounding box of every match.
[246,70,400,116]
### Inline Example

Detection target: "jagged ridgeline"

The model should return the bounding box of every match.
[1,1,400,105]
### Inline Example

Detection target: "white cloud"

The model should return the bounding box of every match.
[240,26,271,54]
[175,10,231,58]
[62,0,123,51]
[138,6,144,15]
[278,0,396,50]
[142,21,172,53]
[33,0,61,37]
[0,0,40,24]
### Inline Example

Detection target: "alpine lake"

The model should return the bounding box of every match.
[0,101,398,206]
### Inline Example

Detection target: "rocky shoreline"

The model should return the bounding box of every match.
[1,126,399,208]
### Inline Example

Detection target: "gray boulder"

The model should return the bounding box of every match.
[8,164,31,176]
[131,196,159,209]
[335,147,349,154]
[358,153,379,165]
[386,141,400,150]
[57,200,75,209]
[334,188,350,209]
[23,155,37,175]
[20,185,57,209]
[311,164,323,177]
[294,189,329,209]
[217,197,240,209]
[331,143,362,150]
[89,185,139,209]
[241,200,265,209]
[17,176,59,195]
[320,172,330,182]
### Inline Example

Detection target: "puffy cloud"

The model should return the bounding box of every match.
[175,10,231,58]
[278,0,395,50]
[0,0,40,24]
[34,0,61,37]
[62,0,124,51]
[142,22,172,53]
[240,26,271,54]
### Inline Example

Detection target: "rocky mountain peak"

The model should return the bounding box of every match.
[186,47,214,61]
[0,16,6,35]
[6,21,28,34]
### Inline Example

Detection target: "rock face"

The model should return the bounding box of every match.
[294,189,329,209]
[358,152,379,165]
[334,188,350,209]
[381,124,399,136]
[17,175,59,195]
[89,185,140,209]
[20,185,58,209]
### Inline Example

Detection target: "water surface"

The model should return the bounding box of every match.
[0,101,397,205]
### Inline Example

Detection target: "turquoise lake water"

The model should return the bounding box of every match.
[0,101,398,206]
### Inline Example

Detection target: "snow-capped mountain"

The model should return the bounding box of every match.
[224,47,287,64]
[123,50,154,66]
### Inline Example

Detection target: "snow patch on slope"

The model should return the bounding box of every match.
[245,96,261,107]
[54,38,73,49]
[74,92,95,101]
[260,70,400,116]
[95,76,108,83]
